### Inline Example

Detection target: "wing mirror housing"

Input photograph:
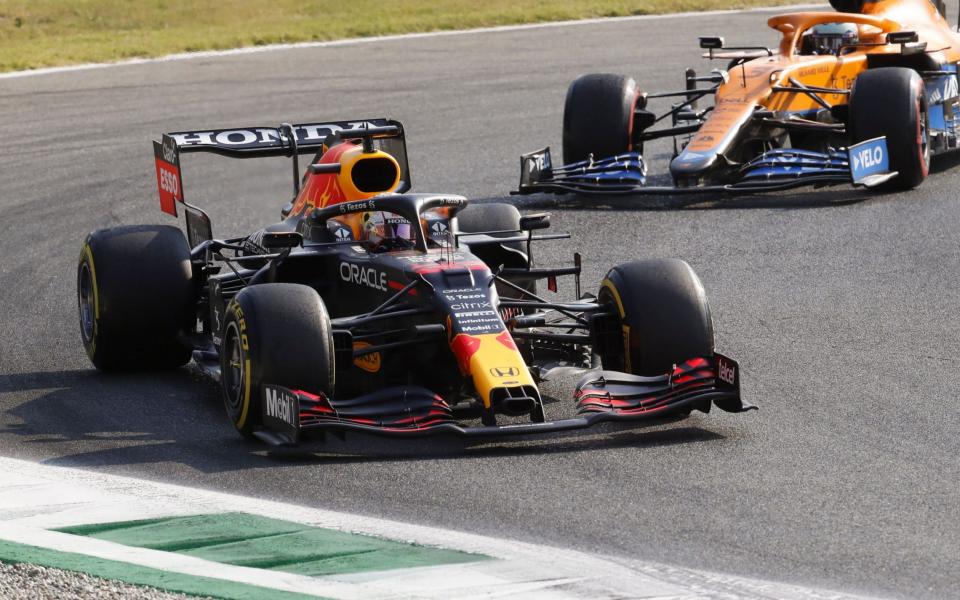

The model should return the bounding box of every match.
[520,213,551,231]
[699,36,724,49]
[887,31,918,44]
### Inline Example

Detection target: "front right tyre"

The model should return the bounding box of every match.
[563,73,642,164]
[849,67,930,190]
[596,258,714,376]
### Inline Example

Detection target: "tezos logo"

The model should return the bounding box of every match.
[717,357,736,386]
[340,262,387,291]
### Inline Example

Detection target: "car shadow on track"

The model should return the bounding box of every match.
[0,370,725,471]
[930,150,960,174]
[0,368,268,473]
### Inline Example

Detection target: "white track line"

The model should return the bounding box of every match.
[0,456,880,599]
[0,4,826,80]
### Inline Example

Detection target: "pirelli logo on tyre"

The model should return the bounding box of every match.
[229,301,248,351]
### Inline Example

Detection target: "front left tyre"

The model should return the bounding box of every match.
[220,283,335,438]
[77,225,194,371]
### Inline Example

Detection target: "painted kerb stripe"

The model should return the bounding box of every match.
[56,512,487,576]
[0,539,327,600]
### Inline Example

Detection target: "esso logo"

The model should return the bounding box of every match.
[159,168,179,196]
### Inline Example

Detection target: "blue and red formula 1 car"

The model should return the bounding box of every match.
[78,119,753,448]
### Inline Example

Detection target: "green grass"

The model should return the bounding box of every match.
[0,0,803,73]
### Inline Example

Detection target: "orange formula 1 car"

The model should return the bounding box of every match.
[517,0,960,196]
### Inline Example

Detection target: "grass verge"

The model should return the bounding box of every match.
[0,0,807,73]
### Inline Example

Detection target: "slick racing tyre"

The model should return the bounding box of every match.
[563,73,641,164]
[78,225,193,371]
[457,202,525,261]
[597,258,714,376]
[220,283,335,438]
[456,202,534,297]
[849,67,930,190]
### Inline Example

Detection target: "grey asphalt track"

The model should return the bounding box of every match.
[1,6,958,599]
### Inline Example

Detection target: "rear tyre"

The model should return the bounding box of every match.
[77,225,193,371]
[220,283,335,439]
[849,67,930,190]
[563,73,640,164]
[456,202,524,258]
[456,203,534,297]
[596,258,714,376]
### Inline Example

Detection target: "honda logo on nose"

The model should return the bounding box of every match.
[490,366,520,377]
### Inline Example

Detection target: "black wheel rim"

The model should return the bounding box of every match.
[596,285,627,373]
[920,99,930,168]
[222,321,245,419]
[78,262,95,343]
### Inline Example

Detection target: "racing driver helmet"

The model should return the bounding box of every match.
[360,210,416,251]
[805,22,859,55]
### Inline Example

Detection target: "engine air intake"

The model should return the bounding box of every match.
[351,157,400,193]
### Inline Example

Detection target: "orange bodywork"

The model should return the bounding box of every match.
[673,0,960,180]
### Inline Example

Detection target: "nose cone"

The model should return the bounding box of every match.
[669,149,721,186]
[450,331,537,410]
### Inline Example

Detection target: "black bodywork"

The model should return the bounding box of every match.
[154,120,753,447]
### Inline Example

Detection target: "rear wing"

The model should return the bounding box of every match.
[153,118,410,244]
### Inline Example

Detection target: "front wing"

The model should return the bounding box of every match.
[253,354,754,447]
[514,138,896,196]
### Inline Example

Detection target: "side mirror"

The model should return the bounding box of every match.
[699,36,724,49]
[261,231,303,249]
[887,31,918,44]
[520,213,551,231]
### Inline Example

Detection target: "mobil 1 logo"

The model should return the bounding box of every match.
[262,385,300,440]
